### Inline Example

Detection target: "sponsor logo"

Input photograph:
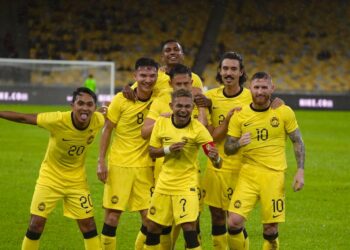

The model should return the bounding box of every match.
[149,206,156,215]
[243,122,253,127]
[111,195,119,204]
[270,117,279,127]
[164,137,172,141]
[234,200,241,209]
[38,202,46,211]
[179,214,188,218]
[86,209,93,214]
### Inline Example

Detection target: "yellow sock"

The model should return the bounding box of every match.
[160,234,172,250]
[263,237,279,250]
[170,224,180,248]
[227,229,245,250]
[101,234,116,250]
[135,230,147,250]
[244,236,249,250]
[186,246,201,250]
[144,244,160,250]
[84,235,102,250]
[22,236,39,250]
[212,233,227,250]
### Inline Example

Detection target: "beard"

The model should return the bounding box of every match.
[252,94,270,106]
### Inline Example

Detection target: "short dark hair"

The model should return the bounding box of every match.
[134,57,159,70]
[161,39,183,52]
[216,51,247,86]
[72,87,97,103]
[171,88,192,102]
[168,64,192,80]
[251,71,272,82]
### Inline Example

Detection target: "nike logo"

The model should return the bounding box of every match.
[164,137,172,141]
[179,214,187,218]
[86,209,93,214]
[243,122,253,127]
[272,214,282,218]
[212,106,219,109]
[62,138,73,141]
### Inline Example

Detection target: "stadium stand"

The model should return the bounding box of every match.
[21,0,350,92]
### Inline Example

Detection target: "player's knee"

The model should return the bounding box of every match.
[227,212,244,230]
[104,209,122,226]
[77,217,97,233]
[263,223,278,236]
[28,215,46,233]
[147,220,162,234]
[181,221,197,231]
[209,206,226,224]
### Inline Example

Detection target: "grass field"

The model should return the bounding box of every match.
[0,104,349,249]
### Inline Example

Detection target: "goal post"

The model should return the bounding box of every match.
[0,58,115,105]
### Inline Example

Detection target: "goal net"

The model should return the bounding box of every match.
[0,58,115,105]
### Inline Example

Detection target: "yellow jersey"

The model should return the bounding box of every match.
[150,116,213,195]
[37,111,104,187]
[107,92,154,168]
[205,86,252,171]
[228,104,298,171]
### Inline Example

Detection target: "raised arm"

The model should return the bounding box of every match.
[0,111,37,125]
[288,128,305,192]
[97,118,115,183]
[211,108,239,142]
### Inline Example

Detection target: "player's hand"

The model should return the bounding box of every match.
[226,107,242,121]
[160,112,172,118]
[271,97,284,109]
[122,84,137,101]
[169,142,186,153]
[194,94,212,108]
[239,132,251,147]
[292,168,304,192]
[97,161,108,183]
[97,106,108,117]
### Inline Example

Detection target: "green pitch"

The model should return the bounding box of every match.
[0,105,349,249]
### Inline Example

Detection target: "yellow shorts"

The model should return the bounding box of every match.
[148,192,199,226]
[228,165,286,224]
[155,159,204,212]
[202,168,240,210]
[30,183,94,219]
[103,166,154,211]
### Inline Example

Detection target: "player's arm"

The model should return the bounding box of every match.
[0,111,37,125]
[202,142,222,168]
[141,118,156,139]
[224,132,251,155]
[194,93,212,108]
[149,142,186,158]
[288,128,305,192]
[122,83,137,101]
[97,118,115,183]
[211,108,240,142]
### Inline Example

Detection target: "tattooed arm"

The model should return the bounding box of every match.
[288,128,305,191]
[224,132,251,155]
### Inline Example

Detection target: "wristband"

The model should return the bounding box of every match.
[163,146,171,155]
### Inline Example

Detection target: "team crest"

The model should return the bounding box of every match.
[111,195,119,204]
[234,200,241,209]
[87,135,95,144]
[149,206,156,215]
[38,202,46,211]
[270,117,279,128]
